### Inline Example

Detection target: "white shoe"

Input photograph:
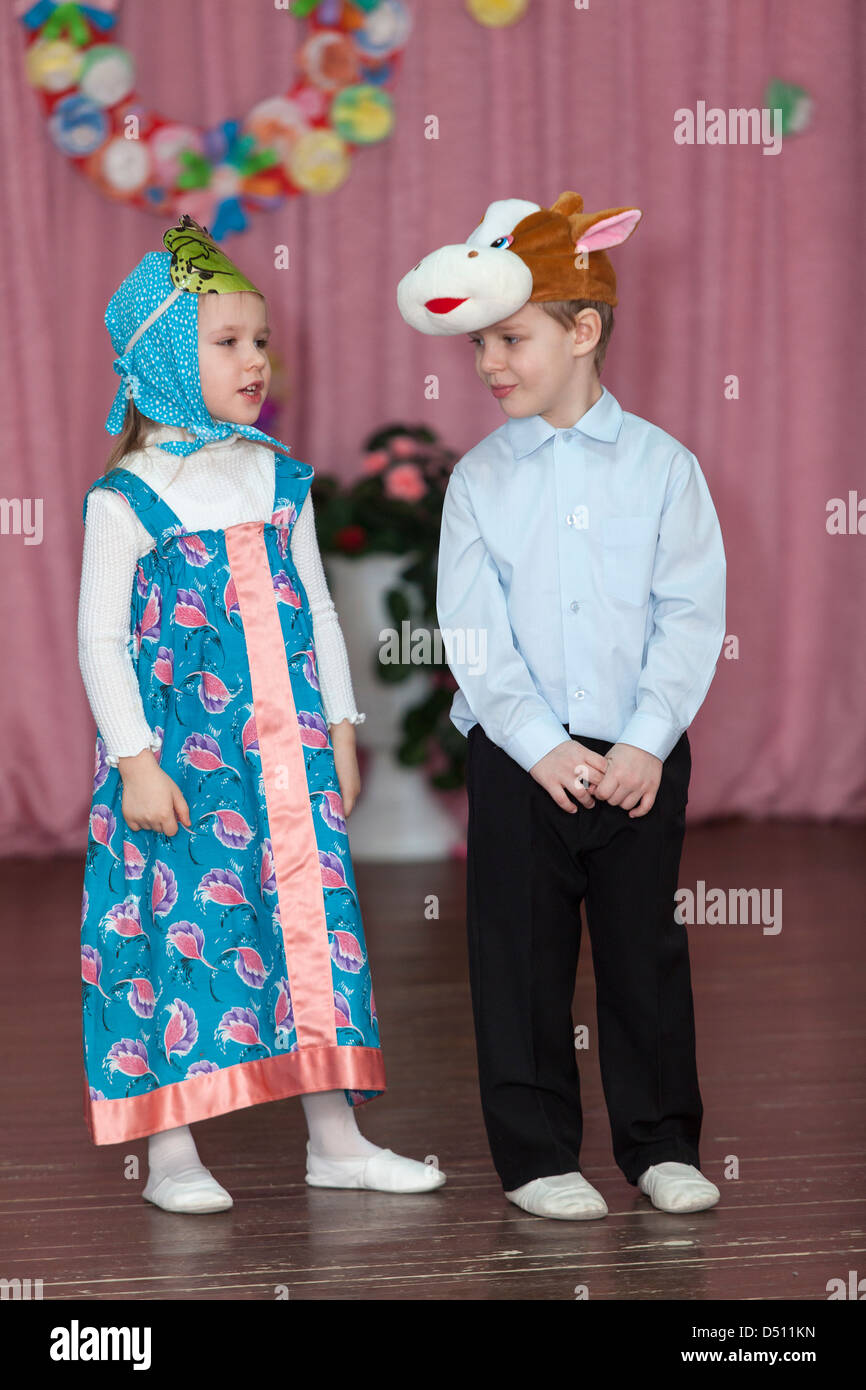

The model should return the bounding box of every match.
[505,1172,608,1220]
[638,1162,720,1212]
[142,1166,233,1214]
[304,1141,446,1194]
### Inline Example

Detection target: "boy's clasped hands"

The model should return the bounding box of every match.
[530,739,663,819]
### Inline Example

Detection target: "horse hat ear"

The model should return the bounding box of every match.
[551,190,585,218]
[571,207,642,256]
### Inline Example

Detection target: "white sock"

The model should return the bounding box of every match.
[143,1123,232,1212]
[300,1089,381,1159]
[147,1123,209,1180]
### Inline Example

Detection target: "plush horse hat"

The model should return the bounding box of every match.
[396,191,642,335]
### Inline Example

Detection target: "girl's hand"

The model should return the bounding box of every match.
[329,720,361,817]
[116,748,192,835]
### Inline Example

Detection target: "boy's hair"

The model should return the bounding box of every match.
[537,298,614,375]
[105,399,150,473]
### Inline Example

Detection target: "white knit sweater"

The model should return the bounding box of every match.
[78,422,365,765]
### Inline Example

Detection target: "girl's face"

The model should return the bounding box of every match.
[197,291,272,425]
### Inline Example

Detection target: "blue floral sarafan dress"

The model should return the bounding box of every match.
[80,452,384,1145]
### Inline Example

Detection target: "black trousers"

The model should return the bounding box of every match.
[465,722,703,1190]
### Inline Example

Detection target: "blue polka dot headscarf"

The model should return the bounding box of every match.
[105,219,293,459]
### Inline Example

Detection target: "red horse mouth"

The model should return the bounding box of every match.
[425,297,468,314]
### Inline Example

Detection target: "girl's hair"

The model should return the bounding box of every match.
[104,399,152,473]
[537,299,615,375]
[104,399,189,491]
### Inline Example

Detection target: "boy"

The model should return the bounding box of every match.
[396,193,726,1220]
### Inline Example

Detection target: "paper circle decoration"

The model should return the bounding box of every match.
[17,0,412,240]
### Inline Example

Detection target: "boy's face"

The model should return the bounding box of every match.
[197,291,272,425]
[467,300,600,425]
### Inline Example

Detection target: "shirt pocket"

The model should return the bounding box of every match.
[601,516,658,606]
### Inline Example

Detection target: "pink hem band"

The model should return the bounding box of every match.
[84,1046,386,1145]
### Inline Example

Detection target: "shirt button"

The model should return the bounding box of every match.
[565,514,574,526]
[570,601,579,612]
[573,689,585,699]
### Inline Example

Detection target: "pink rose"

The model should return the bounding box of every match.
[384,463,426,502]
[361,448,389,475]
[390,436,417,458]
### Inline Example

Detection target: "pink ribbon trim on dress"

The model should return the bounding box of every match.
[225,521,339,1050]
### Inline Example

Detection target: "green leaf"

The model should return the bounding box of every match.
[384,587,411,625]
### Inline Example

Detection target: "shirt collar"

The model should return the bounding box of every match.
[505,385,623,459]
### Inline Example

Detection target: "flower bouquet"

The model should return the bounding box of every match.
[311,422,466,792]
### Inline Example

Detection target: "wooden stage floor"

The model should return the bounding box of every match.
[1,818,864,1302]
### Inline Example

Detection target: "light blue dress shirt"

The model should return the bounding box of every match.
[435,385,726,772]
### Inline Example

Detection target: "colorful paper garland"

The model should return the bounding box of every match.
[17,0,412,240]
[466,0,529,26]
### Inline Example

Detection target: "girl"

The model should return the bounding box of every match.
[78,215,446,1213]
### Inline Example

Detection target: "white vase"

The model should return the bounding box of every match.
[324,553,462,861]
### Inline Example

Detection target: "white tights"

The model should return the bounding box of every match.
[147,1088,379,1180]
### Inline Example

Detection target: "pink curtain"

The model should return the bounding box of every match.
[1,0,863,855]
